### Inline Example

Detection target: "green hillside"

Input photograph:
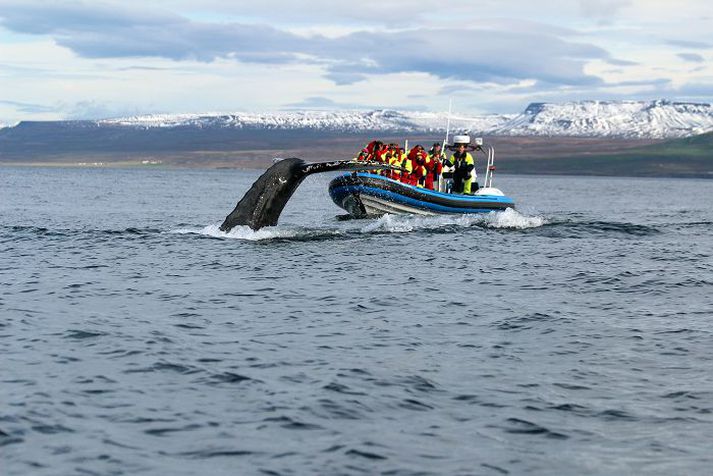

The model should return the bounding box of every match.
[637,131,713,158]
[668,130,713,147]
[503,131,713,178]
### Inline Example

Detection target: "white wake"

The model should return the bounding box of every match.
[360,208,546,233]
[171,224,305,241]
[172,209,545,241]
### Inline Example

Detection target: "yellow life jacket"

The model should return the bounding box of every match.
[401,155,413,174]
[446,152,474,166]
[388,153,402,176]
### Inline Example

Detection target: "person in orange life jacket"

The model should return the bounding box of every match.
[365,140,386,162]
[380,144,396,177]
[407,145,427,187]
[425,143,444,191]
[421,152,434,189]
[354,148,368,162]
[449,142,476,194]
[364,140,387,174]
[364,140,379,158]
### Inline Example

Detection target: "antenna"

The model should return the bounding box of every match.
[442,98,453,149]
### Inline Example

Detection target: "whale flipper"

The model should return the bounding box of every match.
[220,158,392,232]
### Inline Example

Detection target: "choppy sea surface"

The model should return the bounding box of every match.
[2,166,712,475]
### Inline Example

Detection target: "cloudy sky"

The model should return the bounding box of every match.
[0,0,711,123]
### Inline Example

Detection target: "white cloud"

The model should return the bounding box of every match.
[0,3,616,85]
[0,0,711,123]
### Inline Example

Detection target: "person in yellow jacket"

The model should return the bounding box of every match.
[446,140,476,194]
[387,144,403,180]
[400,149,415,185]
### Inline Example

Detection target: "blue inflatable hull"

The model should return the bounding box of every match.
[329,173,514,217]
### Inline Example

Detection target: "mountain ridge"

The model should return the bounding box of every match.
[2,99,713,139]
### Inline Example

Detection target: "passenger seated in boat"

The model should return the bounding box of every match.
[378,143,388,163]
[364,140,387,173]
[399,148,415,185]
[364,140,377,158]
[380,145,391,176]
[429,142,445,161]
[406,145,427,187]
[364,141,385,162]
[426,143,445,191]
[414,146,427,188]
[354,149,368,162]
[386,143,403,180]
[380,144,396,177]
[447,140,476,194]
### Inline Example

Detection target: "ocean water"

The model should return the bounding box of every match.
[1,166,712,475]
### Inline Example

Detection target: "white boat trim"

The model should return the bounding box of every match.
[360,195,437,216]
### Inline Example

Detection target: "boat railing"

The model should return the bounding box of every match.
[483,144,496,188]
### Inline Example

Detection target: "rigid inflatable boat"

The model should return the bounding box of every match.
[329,137,514,218]
[329,172,514,217]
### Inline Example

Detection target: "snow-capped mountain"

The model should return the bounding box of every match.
[3,100,713,139]
[98,109,512,135]
[491,100,713,138]
[95,100,713,139]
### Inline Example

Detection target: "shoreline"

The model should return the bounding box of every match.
[1,134,709,178]
[2,160,712,180]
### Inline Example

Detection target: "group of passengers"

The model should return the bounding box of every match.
[355,140,478,194]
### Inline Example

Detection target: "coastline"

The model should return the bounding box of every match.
[1,133,710,178]
[2,159,711,179]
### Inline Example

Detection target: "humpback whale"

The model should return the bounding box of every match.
[220,158,392,232]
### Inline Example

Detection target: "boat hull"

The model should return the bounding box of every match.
[328,173,514,217]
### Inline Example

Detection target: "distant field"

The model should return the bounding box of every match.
[513,132,712,178]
